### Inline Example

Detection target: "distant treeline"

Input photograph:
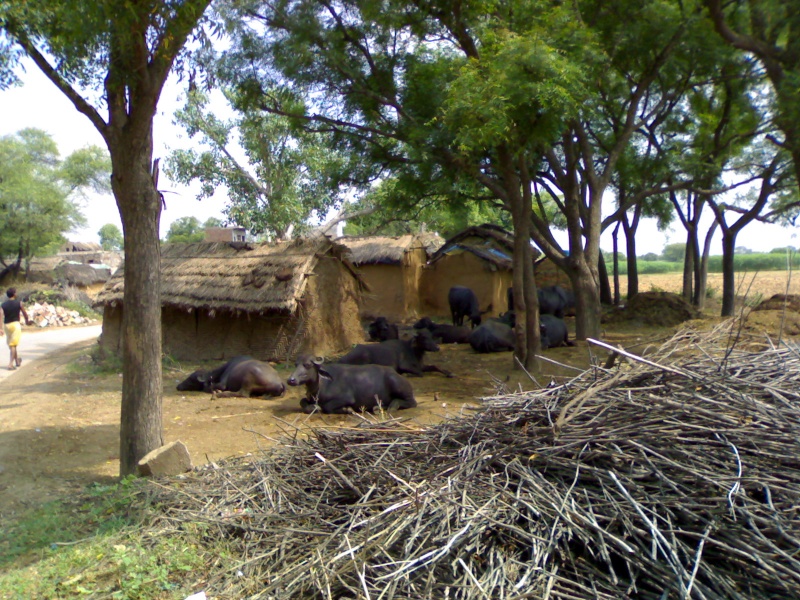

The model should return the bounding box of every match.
[607,253,800,275]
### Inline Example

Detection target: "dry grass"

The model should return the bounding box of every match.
[622,271,800,299]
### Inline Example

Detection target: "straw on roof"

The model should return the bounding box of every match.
[428,223,537,270]
[94,237,351,314]
[338,233,443,266]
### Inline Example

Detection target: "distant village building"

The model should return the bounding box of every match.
[95,236,365,361]
[205,226,247,243]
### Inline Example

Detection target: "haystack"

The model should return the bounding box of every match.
[421,224,537,318]
[338,233,442,321]
[148,320,800,598]
[94,237,364,361]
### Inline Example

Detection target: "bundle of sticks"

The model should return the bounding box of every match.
[150,321,800,599]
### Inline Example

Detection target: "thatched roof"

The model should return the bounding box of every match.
[94,237,355,314]
[62,241,102,252]
[338,233,443,266]
[428,223,538,270]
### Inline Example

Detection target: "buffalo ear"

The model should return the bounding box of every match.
[318,366,333,381]
[312,356,325,366]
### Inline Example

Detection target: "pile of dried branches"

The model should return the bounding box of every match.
[149,322,800,599]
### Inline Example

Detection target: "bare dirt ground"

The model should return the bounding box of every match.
[1,270,798,520]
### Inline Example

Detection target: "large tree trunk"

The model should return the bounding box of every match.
[720,232,737,316]
[111,138,164,476]
[568,255,602,340]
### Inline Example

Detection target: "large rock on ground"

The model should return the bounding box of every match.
[138,440,193,477]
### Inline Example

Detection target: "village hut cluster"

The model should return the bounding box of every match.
[94,224,567,361]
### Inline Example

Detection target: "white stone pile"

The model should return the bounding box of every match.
[26,302,97,328]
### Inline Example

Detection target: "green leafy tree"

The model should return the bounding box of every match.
[1,0,212,475]
[98,223,123,251]
[166,90,342,238]
[164,216,223,243]
[661,243,687,263]
[0,129,96,279]
[705,0,800,190]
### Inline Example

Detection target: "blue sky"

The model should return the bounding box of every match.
[1,58,797,255]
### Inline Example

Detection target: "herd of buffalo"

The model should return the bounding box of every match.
[177,284,575,415]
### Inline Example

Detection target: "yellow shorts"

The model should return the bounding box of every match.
[4,321,21,347]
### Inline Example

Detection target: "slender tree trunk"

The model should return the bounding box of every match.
[111,136,164,476]
[612,222,620,306]
[720,232,737,316]
[598,252,612,305]
[696,221,718,309]
[683,227,696,303]
[510,191,539,369]
[623,218,638,300]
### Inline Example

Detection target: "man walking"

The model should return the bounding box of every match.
[0,288,31,370]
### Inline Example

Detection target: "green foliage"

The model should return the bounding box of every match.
[0,129,104,267]
[166,90,343,238]
[661,243,687,263]
[769,246,798,254]
[342,178,510,238]
[163,216,222,243]
[98,223,123,251]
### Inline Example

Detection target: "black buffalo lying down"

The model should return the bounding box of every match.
[368,316,399,342]
[413,316,471,344]
[540,314,574,349]
[469,320,515,353]
[339,329,453,377]
[177,356,286,398]
[287,355,416,414]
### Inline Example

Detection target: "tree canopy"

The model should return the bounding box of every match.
[98,223,123,251]
[0,128,108,277]
[164,215,222,243]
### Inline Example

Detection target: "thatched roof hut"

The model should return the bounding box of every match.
[420,224,537,318]
[337,233,443,321]
[95,237,365,362]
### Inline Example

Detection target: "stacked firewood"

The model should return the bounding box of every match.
[147,320,800,599]
[26,302,97,327]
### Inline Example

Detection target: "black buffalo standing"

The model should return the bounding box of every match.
[413,316,471,344]
[448,286,484,328]
[367,316,399,342]
[469,320,515,353]
[177,356,286,398]
[287,355,416,414]
[339,329,453,377]
[538,285,575,319]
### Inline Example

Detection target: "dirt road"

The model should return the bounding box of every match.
[0,325,102,383]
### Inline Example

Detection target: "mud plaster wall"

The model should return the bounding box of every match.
[99,257,364,363]
[301,255,365,358]
[355,247,426,321]
[419,251,512,319]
